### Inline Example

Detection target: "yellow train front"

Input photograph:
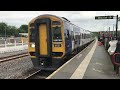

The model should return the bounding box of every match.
[28,14,94,70]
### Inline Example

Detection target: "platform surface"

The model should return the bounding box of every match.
[47,39,120,79]
[83,44,120,79]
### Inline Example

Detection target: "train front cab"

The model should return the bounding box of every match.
[28,15,65,70]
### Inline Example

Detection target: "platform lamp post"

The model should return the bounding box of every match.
[116,15,118,40]
[113,24,114,37]
[109,27,110,33]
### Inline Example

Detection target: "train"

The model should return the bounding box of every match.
[28,14,94,70]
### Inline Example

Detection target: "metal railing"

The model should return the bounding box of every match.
[112,53,120,75]
[0,39,28,54]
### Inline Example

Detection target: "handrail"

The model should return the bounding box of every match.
[112,53,120,66]
[112,53,120,74]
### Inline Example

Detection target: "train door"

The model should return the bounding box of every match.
[34,18,52,58]
[39,24,48,55]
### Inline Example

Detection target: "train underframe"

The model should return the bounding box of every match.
[31,57,65,71]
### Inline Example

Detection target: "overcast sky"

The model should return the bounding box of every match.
[0,11,120,32]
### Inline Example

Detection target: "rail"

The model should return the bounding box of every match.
[0,52,29,63]
[24,69,41,79]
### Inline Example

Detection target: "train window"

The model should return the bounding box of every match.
[52,21,61,25]
[75,35,77,40]
[82,33,83,39]
[30,29,35,42]
[75,32,78,40]
[78,34,80,39]
[77,35,79,39]
[83,33,85,39]
[52,26,62,42]
[84,34,86,39]
[67,30,70,39]
[71,31,74,40]
[66,30,71,40]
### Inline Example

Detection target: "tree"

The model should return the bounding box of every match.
[0,22,7,36]
[19,24,28,33]
[0,22,20,37]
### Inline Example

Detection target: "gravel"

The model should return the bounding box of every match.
[0,56,34,79]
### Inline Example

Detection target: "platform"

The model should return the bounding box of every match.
[46,38,120,79]
[0,45,28,54]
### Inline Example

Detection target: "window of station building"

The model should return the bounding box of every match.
[52,26,62,42]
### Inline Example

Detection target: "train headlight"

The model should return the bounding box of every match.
[30,43,35,48]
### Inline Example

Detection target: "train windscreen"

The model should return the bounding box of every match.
[30,29,35,42]
[52,26,62,42]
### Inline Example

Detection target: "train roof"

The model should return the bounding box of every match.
[35,14,78,26]
[31,14,91,33]
[39,14,71,22]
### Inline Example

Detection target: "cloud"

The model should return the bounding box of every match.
[0,11,120,32]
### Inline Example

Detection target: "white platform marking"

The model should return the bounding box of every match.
[70,39,97,79]
[95,62,103,66]
[76,54,82,59]
[92,68,104,73]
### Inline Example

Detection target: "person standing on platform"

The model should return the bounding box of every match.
[100,31,105,45]
[109,33,112,41]
[104,31,111,50]
[98,32,101,41]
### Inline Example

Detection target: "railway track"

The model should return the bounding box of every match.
[24,69,41,79]
[24,69,53,79]
[0,52,29,63]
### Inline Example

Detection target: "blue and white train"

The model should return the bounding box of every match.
[28,14,94,70]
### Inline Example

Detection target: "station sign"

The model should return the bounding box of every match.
[95,16,114,19]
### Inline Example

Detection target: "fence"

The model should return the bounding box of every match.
[0,39,28,54]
